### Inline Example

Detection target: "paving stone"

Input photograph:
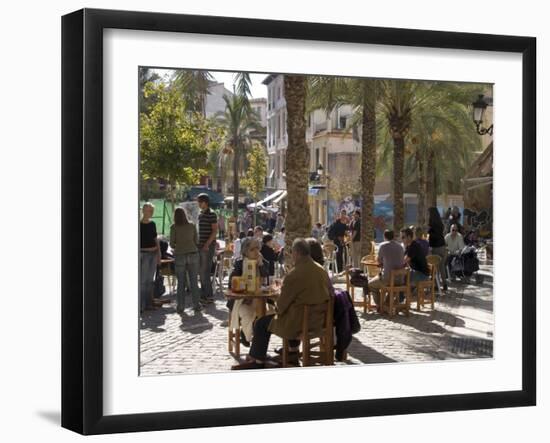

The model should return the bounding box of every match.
[139,270,493,375]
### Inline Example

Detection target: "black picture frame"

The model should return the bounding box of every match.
[62,8,536,435]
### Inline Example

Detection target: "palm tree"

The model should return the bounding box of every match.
[284,74,310,264]
[172,69,213,115]
[377,81,484,228]
[308,76,378,256]
[216,93,262,218]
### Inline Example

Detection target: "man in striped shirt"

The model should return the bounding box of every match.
[197,193,218,303]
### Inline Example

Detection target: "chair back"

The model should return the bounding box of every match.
[301,298,333,337]
[389,268,410,290]
[361,254,378,278]
[426,254,441,268]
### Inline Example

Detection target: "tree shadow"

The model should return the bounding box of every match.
[457,293,494,313]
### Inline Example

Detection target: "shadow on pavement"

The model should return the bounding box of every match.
[345,336,397,364]
[179,312,214,334]
[140,305,174,332]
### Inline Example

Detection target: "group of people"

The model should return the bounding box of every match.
[230,237,333,370]
[139,193,219,314]
[368,206,467,296]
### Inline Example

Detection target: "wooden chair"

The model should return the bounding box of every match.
[426,254,443,296]
[228,312,241,358]
[282,298,334,367]
[346,265,376,314]
[379,268,411,317]
[228,325,241,358]
[415,264,436,311]
[159,259,176,295]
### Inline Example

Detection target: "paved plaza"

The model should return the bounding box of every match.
[139,264,493,376]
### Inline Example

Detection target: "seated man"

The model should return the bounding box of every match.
[445,223,466,278]
[369,229,405,305]
[231,238,331,370]
[401,227,430,285]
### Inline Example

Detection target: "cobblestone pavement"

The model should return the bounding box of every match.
[139,267,493,375]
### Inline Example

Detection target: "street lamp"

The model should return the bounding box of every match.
[472,94,493,136]
[316,163,330,225]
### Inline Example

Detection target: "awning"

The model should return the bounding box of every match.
[248,189,284,209]
[259,189,283,205]
[272,190,287,204]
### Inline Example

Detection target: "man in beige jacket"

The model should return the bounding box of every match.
[232,238,331,370]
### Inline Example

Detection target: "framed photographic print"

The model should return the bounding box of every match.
[61,8,536,435]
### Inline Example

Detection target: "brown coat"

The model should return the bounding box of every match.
[269,257,331,339]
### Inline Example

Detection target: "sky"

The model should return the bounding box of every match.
[154,68,268,99]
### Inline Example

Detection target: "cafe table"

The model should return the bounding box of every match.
[224,286,281,317]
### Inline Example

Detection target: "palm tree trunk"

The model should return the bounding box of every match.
[426,148,437,208]
[283,75,311,266]
[232,148,239,218]
[416,149,426,227]
[392,135,405,232]
[360,81,377,257]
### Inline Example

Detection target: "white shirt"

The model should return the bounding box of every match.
[233,238,242,260]
[445,232,465,254]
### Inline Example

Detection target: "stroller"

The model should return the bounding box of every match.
[448,246,483,284]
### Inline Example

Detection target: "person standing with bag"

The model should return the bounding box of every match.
[170,207,202,315]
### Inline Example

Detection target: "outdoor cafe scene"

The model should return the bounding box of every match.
[139,68,494,373]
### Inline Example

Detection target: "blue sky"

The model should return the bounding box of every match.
[153,68,268,99]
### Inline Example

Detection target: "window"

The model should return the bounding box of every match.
[315,148,320,168]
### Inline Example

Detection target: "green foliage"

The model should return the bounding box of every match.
[375,80,485,193]
[172,69,214,115]
[140,82,220,191]
[242,144,268,200]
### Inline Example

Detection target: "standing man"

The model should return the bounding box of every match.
[197,193,218,304]
[349,210,362,268]
[328,211,348,273]
[275,213,285,232]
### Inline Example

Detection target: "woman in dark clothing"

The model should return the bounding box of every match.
[427,207,448,290]
[260,234,281,277]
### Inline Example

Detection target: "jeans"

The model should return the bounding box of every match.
[140,251,157,311]
[350,241,362,268]
[249,315,300,361]
[175,252,200,310]
[430,246,448,284]
[410,269,430,286]
[199,243,216,300]
[334,238,344,272]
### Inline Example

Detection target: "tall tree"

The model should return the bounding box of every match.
[172,69,214,115]
[216,93,261,218]
[284,75,310,265]
[242,144,268,226]
[378,80,484,229]
[309,76,378,256]
[140,82,215,205]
